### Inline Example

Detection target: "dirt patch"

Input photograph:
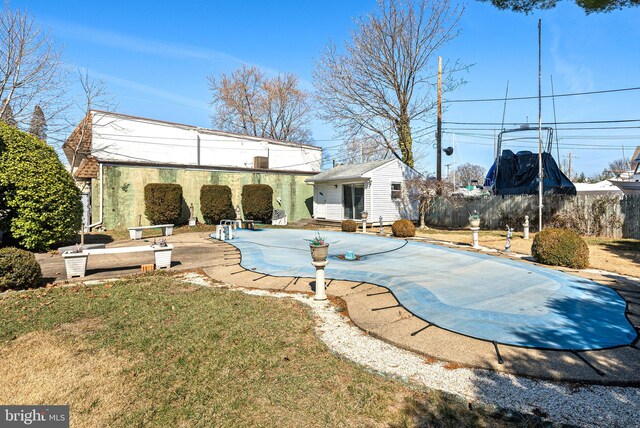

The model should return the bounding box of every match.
[58,317,104,336]
[0,330,142,427]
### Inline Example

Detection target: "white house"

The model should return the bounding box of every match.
[305,158,419,223]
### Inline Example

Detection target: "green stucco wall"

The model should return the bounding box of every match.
[91,165,314,230]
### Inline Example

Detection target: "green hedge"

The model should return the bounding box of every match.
[241,184,273,223]
[201,185,236,224]
[0,247,42,291]
[532,228,589,269]
[0,123,82,251]
[144,183,183,225]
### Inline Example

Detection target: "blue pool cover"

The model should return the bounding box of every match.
[228,229,636,350]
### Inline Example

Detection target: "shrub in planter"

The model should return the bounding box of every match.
[0,123,82,251]
[0,247,42,291]
[241,184,273,223]
[144,183,183,225]
[392,219,416,238]
[200,185,235,224]
[341,220,358,232]
[531,228,589,269]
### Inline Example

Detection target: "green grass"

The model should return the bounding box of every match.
[0,276,537,427]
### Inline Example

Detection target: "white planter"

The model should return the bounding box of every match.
[63,253,88,278]
[129,229,142,240]
[154,248,172,269]
[163,225,174,236]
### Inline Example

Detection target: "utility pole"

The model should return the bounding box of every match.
[563,152,578,180]
[446,163,455,188]
[537,19,543,232]
[436,56,442,182]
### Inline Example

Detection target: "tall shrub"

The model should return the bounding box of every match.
[200,185,236,224]
[0,123,82,251]
[144,183,183,225]
[241,184,273,223]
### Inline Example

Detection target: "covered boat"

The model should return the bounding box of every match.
[484,126,576,195]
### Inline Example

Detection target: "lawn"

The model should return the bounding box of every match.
[0,275,530,427]
[416,228,640,278]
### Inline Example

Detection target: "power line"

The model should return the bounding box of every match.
[443,119,640,126]
[443,86,640,103]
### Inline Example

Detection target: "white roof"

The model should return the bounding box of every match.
[574,180,623,195]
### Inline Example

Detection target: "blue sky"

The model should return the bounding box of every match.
[13,0,640,176]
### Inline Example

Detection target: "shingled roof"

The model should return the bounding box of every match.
[305,159,394,183]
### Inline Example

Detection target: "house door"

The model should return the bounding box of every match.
[315,185,327,219]
[343,184,364,219]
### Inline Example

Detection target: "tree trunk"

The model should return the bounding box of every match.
[396,113,413,167]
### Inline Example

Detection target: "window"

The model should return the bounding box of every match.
[391,182,402,200]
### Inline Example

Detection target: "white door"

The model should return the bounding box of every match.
[315,185,327,218]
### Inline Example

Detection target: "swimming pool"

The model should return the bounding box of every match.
[228,229,636,351]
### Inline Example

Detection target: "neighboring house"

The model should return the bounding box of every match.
[63,110,322,230]
[574,180,624,196]
[305,158,419,223]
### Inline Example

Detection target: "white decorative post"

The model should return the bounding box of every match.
[312,260,329,300]
[361,211,368,233]
[523,215,530,240]
[471,227,480,249]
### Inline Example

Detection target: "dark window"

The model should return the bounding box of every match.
[391,182,402,199]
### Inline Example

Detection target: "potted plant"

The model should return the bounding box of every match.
[469,210,481,228]
[306,232,334,262]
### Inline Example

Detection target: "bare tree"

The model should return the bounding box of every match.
[454,163,486,186]
[337,136,389,164]
[28,104,46,140]
[0,5,68,130]
[313,0,466,168]
[63,70,115,174]
[208,65,312,143]
[406,175,440,228]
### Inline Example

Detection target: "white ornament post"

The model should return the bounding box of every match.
[312,260,329,301]
[471,227,480,249]
[523,215,530,240]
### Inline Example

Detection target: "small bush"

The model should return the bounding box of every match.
[144,183,183,225]
[0,123,82,251]
[342,220,358,232]
[0,247,42,291]
[392,219,416,237]
[200,185,235,224]
[532,228,589,269]
[241,184,273,223]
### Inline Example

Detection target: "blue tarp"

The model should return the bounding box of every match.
[228,229,635,350]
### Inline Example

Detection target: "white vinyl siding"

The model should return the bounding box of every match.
[90,111,321,172]
[310,159,418,222]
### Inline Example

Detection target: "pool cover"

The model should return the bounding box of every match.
[227,229,636,350]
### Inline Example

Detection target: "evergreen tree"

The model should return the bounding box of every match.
[0,101,16,127]
[28,105,47,141]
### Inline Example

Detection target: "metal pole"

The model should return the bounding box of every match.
[436,56,442,182]
[537,19,543,232]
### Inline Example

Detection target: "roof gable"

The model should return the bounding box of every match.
[305,159,395,183]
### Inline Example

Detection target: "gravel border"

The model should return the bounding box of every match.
[177,272,640,428]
